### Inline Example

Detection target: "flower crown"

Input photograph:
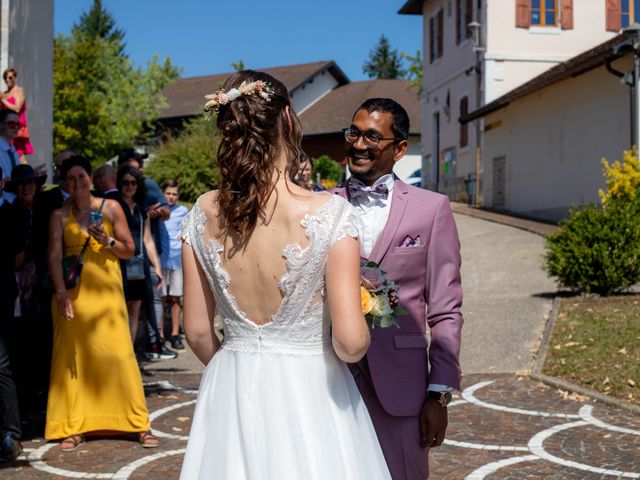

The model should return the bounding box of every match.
[204,80,275,114]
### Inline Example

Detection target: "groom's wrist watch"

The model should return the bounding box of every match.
[427,390,452,407]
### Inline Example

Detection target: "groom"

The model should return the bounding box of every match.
[334,98,463,479]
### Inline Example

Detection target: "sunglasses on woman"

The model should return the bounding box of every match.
[121,180,137,187]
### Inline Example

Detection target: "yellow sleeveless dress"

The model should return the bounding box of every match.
[45,211,150,440]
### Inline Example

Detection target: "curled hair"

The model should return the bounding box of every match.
[215,70,304,239]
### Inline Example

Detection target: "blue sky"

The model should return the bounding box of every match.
[54,0,423,82]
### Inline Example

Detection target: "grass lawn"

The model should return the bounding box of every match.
[542,295,640,405]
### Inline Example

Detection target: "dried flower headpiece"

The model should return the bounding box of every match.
[204,80,275,114]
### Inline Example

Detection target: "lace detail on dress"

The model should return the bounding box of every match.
[184,194,360,355]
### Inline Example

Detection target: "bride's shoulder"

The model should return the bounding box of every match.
[192,190,219,216]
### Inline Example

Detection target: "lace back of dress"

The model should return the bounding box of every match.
[182,194,361,354]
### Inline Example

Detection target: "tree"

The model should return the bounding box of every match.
[146,116,221,204]
[402,50,423,92]
[54,1,180,164]
[231,60,246,72]
[363,35,406,80]
[73,0,125,54]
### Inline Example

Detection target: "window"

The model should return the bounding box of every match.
[459,97,469,147]
[457,0,473,43]
[430,9,444,62]
[621,0,640,27]
[531,0,557,26]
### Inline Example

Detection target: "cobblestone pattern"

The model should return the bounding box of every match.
[2,373,638,479]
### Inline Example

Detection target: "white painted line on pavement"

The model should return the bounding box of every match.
[528,420,640,478]
[465,454,539,479]
[149,399,196,440]
[444,439,529,451]
[462,380,581,418]
[112,448,186,479]
[579,405,640,436]
[27,442,114,478]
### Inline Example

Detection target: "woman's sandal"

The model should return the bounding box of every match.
[60,434,85,451]
[138,430,160,448]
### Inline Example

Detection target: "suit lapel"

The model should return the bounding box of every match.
[369,179,408,264]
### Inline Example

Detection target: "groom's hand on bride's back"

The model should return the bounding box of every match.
[419,398,448,448]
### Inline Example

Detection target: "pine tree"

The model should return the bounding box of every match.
[72,0,126,54]
[362,35,406,80]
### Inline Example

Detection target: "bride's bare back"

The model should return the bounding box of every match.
[198,183,333,325]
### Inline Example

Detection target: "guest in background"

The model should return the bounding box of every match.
[117,149,176,360]
[46,155,159,450]
[1,69,33,164]
[160,180,189,350]
[0,166,24,463]
[297,153,326,192]
[117,166,163,347]
[0,110,20,194]
[93,164,128,216]
[6,165,47,319]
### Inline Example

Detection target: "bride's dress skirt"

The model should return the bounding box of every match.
[179,346,391,480]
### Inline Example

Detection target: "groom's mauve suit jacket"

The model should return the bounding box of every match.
[335,178,463,417]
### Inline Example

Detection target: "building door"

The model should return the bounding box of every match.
[432,112,440,192]
[492,156,505,207]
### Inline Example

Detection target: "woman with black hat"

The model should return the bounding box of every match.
[6,164,46,318]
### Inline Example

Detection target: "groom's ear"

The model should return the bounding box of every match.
[393,139,409,162]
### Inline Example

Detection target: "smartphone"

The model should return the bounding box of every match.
[88,211,103,226]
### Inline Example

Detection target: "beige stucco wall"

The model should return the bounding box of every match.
[481,56,631,221]
[6,0,53,176]
[417,0,619,195]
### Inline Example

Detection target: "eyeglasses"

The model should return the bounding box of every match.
[4,121,19,128]
[5,76,15,80]
[342,128,401,148]
[121,179,137,187]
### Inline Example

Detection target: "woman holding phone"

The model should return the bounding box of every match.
[117,166,163,343]
[46,155,160,450]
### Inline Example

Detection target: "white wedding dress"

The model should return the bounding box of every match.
[179,194,391,480]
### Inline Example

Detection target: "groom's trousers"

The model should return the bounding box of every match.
[352,361,429,480]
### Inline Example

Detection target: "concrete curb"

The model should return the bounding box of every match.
[451,202,559,237]
[530,372,640,415]
[530,295,640,415]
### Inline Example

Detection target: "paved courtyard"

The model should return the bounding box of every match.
[3,211,638,478]
[3,372,639,479]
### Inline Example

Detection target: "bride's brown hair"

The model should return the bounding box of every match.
[215,70,303,239]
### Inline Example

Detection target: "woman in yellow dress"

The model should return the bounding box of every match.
[46,155,159,450]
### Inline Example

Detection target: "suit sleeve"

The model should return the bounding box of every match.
[424,196,463,391]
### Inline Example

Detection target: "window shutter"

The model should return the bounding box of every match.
[561,0,573,29]
[456,0,461,44]
[606,0,621,31]
[515,0,530,28]
[459,97,469,148]
[430,16,435,62]
[438,10,444,58]
[466,0,473,26]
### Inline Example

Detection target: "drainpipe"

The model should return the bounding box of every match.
[469,18,485,206]
[622,24,640,150]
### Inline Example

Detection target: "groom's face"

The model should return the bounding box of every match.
[346,109,406,186]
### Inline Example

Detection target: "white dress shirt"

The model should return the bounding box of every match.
[349,174,395,259]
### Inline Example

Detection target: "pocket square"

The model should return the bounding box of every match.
[399,235,421,247]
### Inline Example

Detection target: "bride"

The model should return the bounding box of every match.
[179,71,391,479]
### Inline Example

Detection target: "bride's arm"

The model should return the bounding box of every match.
[183,242,219,365]
[326,236,370,363]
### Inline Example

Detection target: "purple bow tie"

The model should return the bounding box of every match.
[348,181,389,199]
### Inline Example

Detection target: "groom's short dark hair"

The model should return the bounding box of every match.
[355,98,410,141]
